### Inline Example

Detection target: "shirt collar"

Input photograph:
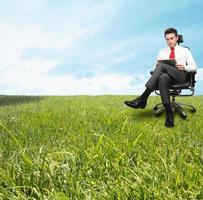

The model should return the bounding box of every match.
[168,44,179,50]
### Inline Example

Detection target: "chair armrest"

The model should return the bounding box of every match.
[150,71,154,75]
[186,72,196,87]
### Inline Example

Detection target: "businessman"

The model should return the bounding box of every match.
[124,27,197,127]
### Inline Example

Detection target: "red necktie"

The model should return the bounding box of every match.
[169,47,175,59]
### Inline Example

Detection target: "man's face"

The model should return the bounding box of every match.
[165,33,178,48]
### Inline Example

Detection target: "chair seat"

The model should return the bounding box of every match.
[155,81,191,91]
[170,81,191,89]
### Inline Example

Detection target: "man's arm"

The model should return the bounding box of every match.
[184,48,197,72]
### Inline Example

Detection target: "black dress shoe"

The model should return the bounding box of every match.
[124,97,147,109]
[165,111,174,127]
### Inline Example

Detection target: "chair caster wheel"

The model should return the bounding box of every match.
[153,106,158,111]
[191,108,196,113]
[155,113,161,117]
[181,114,187,119]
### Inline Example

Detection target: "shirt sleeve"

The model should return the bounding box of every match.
[184,48,197,72]
[156,49,163,60]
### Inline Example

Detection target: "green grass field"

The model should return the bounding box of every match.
[0,95,202,199]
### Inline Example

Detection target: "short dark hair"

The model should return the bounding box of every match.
[164,27,178,36]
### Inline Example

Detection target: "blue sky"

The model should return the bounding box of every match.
[0,0,202,95]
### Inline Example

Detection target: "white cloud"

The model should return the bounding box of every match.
[0,18,156,96]
[0,1,134,95]
[0,70,145,95]
[196,68,203,80]
[0,20,59,64]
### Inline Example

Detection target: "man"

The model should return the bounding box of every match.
[124,27,197,127]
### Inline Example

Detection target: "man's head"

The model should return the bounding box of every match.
[164,27,179,48]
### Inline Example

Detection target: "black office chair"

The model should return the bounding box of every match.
[152,35,197,119]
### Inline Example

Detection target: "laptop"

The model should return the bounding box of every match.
[157,59,176,67]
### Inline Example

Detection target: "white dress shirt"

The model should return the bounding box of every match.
[157,44,197,72]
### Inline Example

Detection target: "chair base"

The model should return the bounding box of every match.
[153,101,196,119]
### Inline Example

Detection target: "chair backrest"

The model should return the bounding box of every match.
[177,35,184,44]
[178,35,190,50]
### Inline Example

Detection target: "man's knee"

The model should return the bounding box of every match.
[158,73,171,84]
[155,63,163,71]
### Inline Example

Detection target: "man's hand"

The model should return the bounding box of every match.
[176,63,185,71]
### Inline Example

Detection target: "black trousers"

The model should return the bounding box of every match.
[145,63,187,104]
